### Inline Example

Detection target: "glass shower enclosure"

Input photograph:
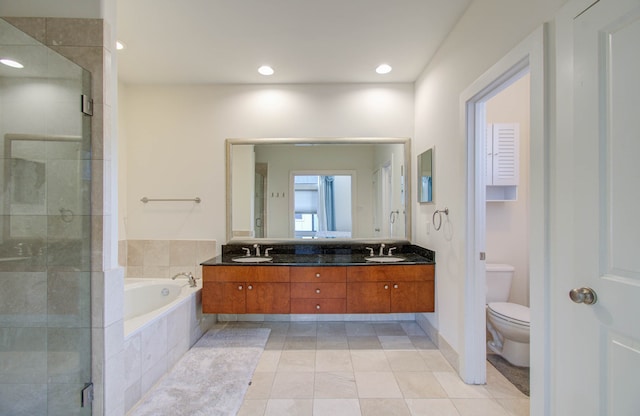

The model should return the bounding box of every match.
[0,19,92,415]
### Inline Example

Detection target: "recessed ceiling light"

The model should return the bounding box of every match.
[376,64,392,75]
[0,58,24,69]
[258,65,274,76]
[116,41,126,50]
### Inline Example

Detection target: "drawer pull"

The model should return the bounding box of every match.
[238,285,243,290]
[248,285,253,290]
[316,304,321,310]
[393,284,399,289]
[315,273,321,278]
[384,284,389,290]
[315,288,321,294]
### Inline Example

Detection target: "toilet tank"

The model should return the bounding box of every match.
[486,263,515,303]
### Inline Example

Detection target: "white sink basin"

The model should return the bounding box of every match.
[364,256,405,263]
[232,256,273,263]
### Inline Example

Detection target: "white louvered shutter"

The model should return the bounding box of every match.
[490,123,519,186]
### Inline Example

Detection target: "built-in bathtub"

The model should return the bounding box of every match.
[123,278,216,413]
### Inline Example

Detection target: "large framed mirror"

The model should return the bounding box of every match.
[226,137,411,242]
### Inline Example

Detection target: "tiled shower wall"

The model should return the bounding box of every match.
[118,240,216,279]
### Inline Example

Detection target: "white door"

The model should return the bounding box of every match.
[555,0,640,414]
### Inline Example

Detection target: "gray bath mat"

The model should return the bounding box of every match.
[487,354,529,396]
[128,326,271,416]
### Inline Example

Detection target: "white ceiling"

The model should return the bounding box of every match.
[117,0,471,85]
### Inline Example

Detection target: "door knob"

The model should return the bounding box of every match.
[569,287,597,305]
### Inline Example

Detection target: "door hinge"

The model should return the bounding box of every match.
[81,383,94,407]
[81,94,93,116]
[479,252,486,260]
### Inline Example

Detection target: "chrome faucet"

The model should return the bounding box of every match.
[379,243,386,256]
[172,272,197,287]
[388,247,396,256]
[253,243,261,257]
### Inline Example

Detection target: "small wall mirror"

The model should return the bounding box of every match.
[418,147,433,203]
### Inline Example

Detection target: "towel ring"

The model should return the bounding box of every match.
[432,208,449,231]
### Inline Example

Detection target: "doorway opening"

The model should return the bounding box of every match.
[465,58,530,383]
[460,28,547,397]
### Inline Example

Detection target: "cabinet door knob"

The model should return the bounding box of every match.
[315,288,321,294]
[238,285,243,290]
[393,284,399,289]
[384,284,389,290]
[315,273,321,278]
[316,304,321,310]
[248,285,253,290]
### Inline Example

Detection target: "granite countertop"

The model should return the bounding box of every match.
[201,241,435,266]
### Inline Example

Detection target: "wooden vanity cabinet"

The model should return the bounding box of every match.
[290,266,347,313]
[346,265,434,313]
[202,262,434,314]
[203,266,290,314]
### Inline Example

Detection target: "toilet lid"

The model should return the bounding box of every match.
[488,302,530,325]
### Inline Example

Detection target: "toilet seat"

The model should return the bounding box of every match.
[487,302,530,327]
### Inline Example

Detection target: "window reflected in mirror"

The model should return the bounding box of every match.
[293,174,352,239]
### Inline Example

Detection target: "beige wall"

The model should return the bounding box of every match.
[412,0,566,358]
[119,83,414,242]
[486,74,531,307]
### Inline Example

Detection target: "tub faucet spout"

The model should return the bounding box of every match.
[172,272,197,287]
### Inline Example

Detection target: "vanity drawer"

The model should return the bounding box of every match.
[203,266,290,282]
[291,282,346,299]
[290,266,347,282]
[346,265,434,282]
[290,298,346,314]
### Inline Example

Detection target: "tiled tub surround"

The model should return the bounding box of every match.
[118,239,218,412]
[202,241,434,323]
[119,239,216,279]
[123,278,216,413]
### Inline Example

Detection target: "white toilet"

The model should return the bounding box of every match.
[486,263,530,367]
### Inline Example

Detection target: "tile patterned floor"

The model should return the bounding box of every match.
[235,321,529,416]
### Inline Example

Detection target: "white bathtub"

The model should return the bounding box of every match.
[124,278,200,336]
[123,278,216,412]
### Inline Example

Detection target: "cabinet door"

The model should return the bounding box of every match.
[202,282,246,314]
[346,282,390,313]
[246,283,290,314]
[487,123,520,186]
[390,281,434,313]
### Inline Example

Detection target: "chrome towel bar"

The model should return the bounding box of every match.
[140,197,201,203]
